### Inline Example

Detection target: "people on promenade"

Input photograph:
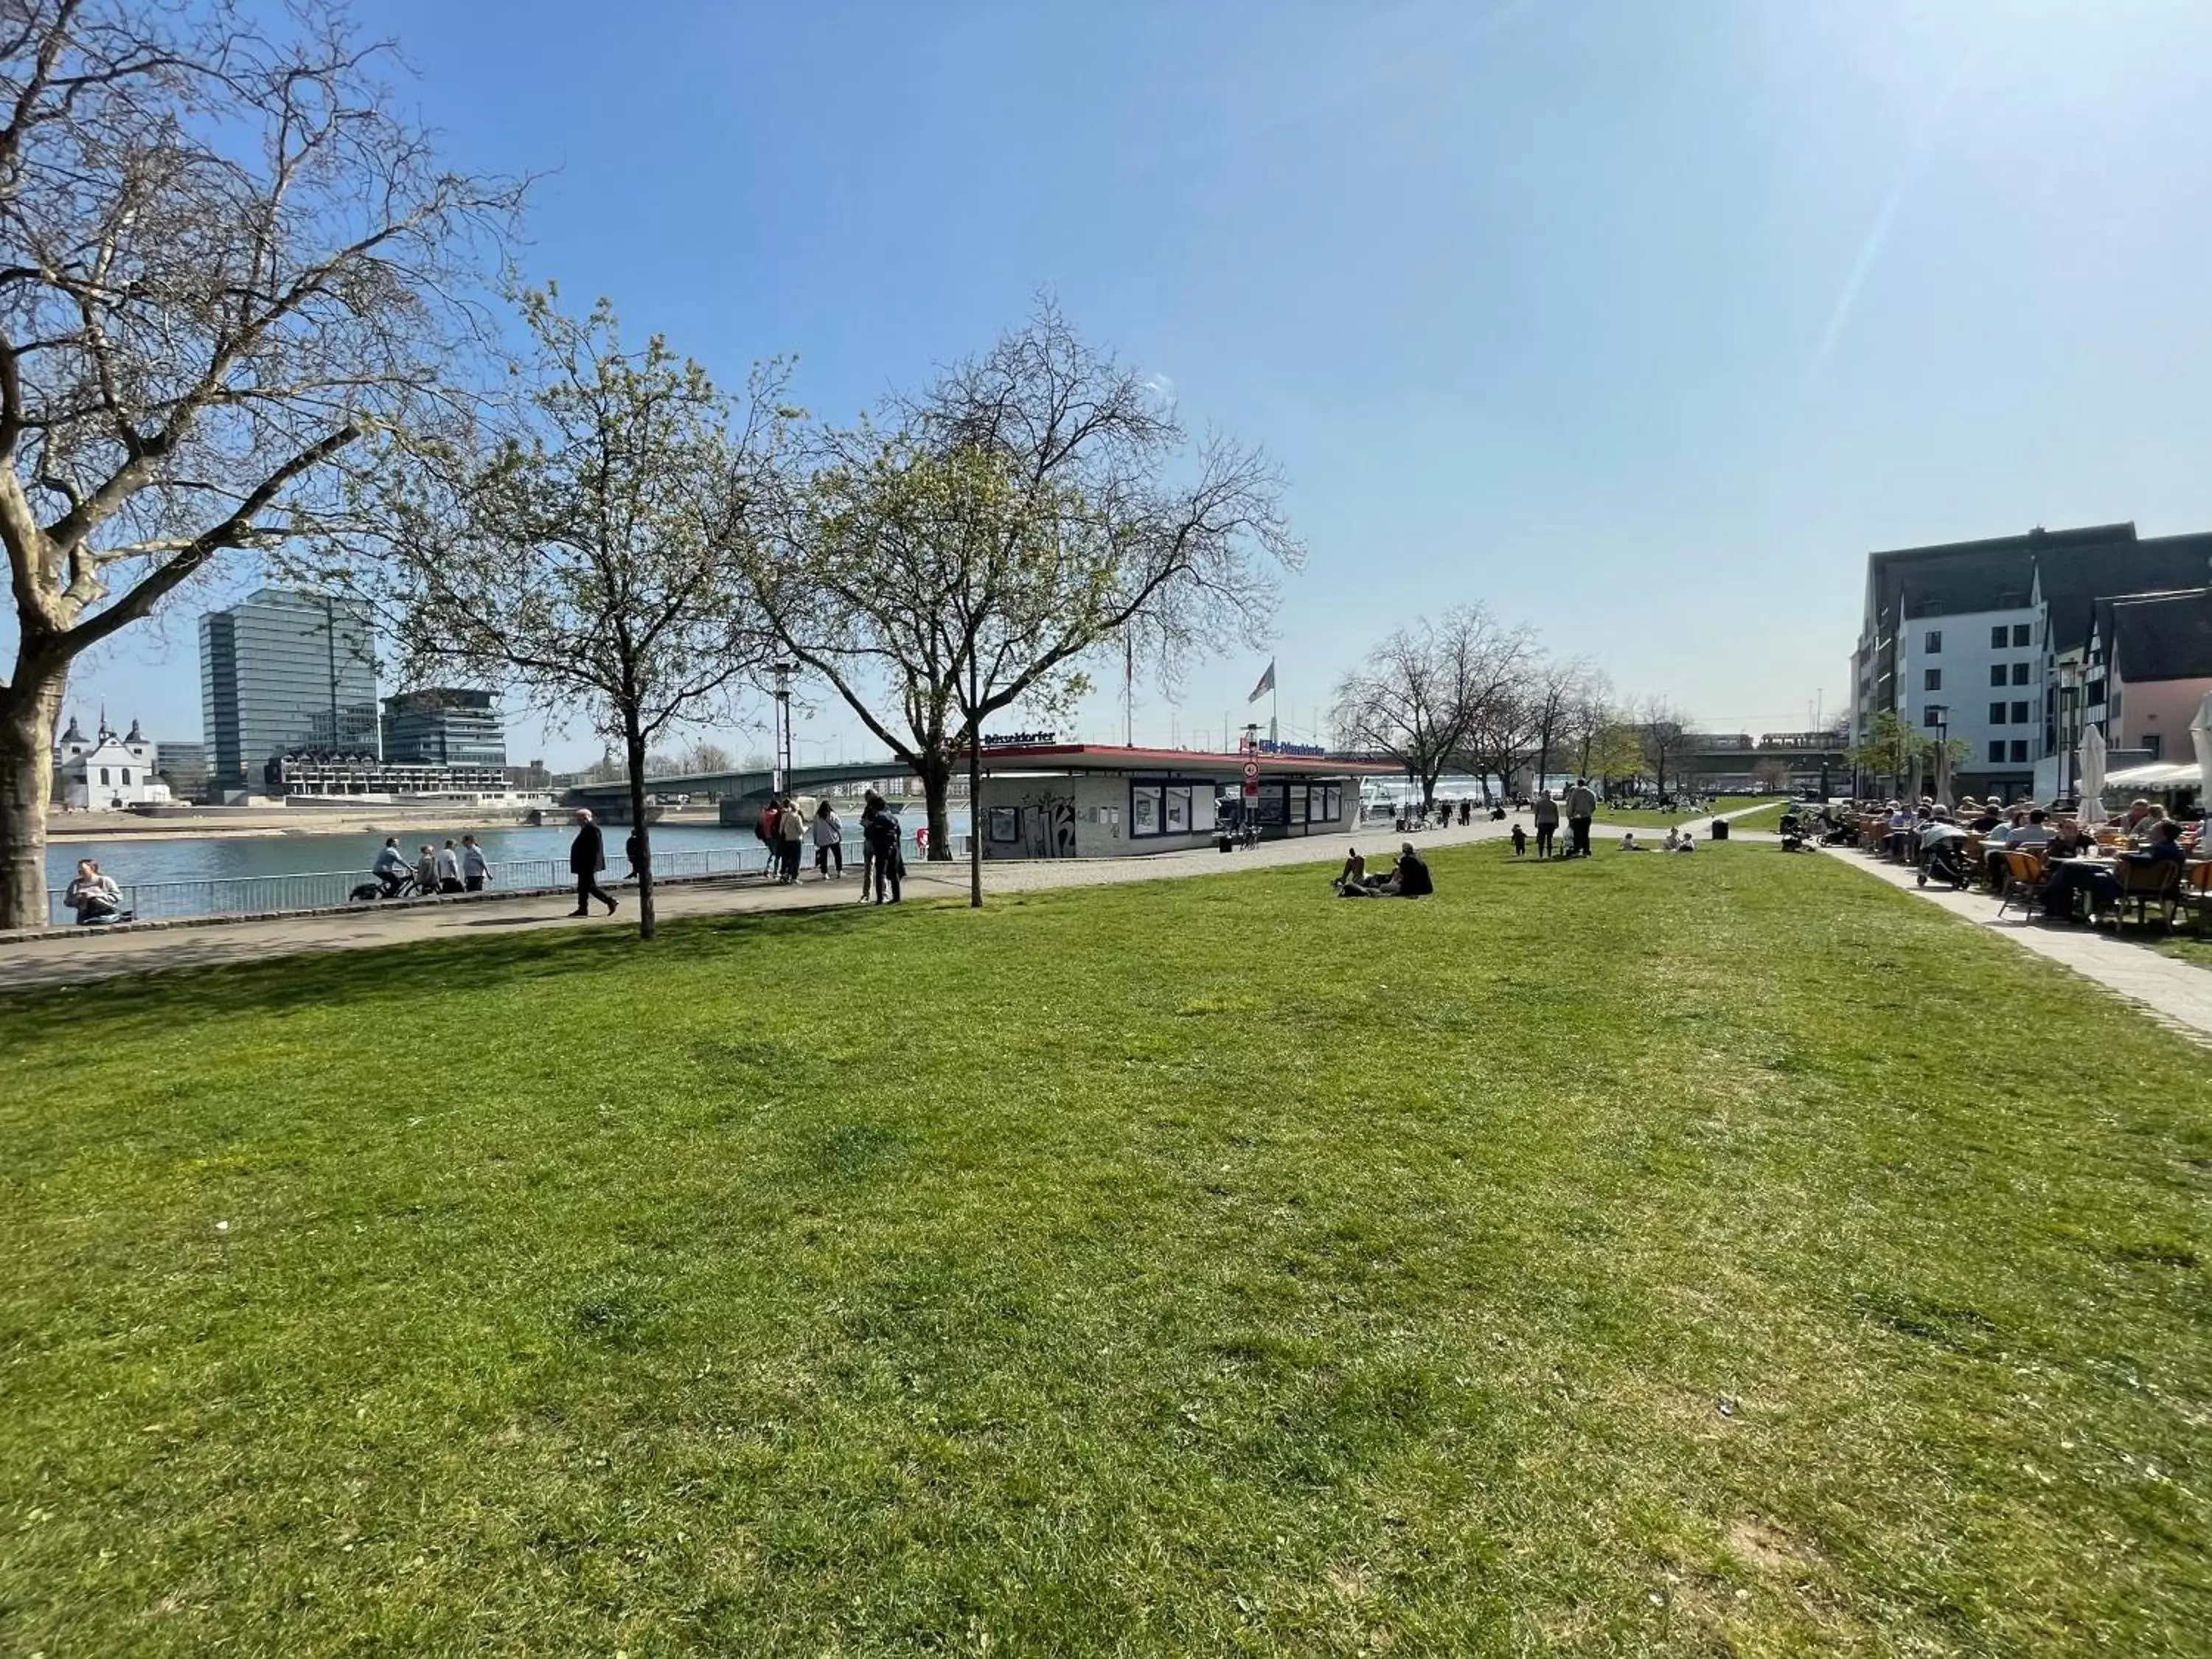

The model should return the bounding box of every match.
[1531,789,1559,859]
[1565,778,1597,858]
[625,827,647,882]
[860,791,902,903]
[812,799,843,880]
[460,835,490,892]
[373,837,411,897]
[66,858,123,924]
[568,808,618,917]
[777,795,806,882]
[414,844,437,892]
[2042,819,2185,923]
[433,839,464,894]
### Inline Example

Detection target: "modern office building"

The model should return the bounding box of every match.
[153,740,209,804]
[198,589,379,799]
[1848,523,2212,799]
[380,688,507,768]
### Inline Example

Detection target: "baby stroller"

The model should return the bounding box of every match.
[1918,838,1971,890]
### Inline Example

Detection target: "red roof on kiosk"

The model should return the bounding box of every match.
[966,742,1399,776]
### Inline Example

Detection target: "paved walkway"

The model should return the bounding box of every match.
[0,815,1535,992]
[1819,846,2212,1047]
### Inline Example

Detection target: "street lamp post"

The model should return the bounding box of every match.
[770,662,793,796]
[1929,705,1948,804]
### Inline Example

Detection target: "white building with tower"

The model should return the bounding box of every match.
[54,713,173,810]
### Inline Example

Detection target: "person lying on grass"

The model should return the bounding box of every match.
[1335,842,1433,898]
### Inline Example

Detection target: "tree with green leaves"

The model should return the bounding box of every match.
[327,291,788,940]
[763,301,1299,902]
[1852,709,1931,798]
[0,0,519,928]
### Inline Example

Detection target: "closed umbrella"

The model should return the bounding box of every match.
[1905,749,1923,804]
[2191,691,2212,819]
[2079,725,2107,825]
[1933,737,1952,807]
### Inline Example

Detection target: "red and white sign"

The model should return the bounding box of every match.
[1242,758,1260,799]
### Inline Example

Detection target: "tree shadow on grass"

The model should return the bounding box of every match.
[1,902,897,1043]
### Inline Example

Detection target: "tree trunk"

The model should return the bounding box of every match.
[625,720,655,941]
[0,666,66,930]
[918,751,954,861]
[966,737,982,908]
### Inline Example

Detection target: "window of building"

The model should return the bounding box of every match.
[1989,664,2006,687]
[2010,740,2028,764]
[1987,740,2005,763]
[1130,785,1160,836]
[1163,785,1192,834]
[2144,734,2163,760]
[1923,668,1941,691]
[2011,661,2031,686]
[1989,702,2007,725]
[1923,629,1942,653]
[1990,625,2008,649]
[2010,700,2028,723]
[2013,623,2031,647]
[98,767,110,785]
[1923,706,1941,729]
[120,768,131,785]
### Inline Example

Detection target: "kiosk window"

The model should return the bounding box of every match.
[988,805,1019,843]
[1130,785,1161,836]
[1164,785,1191,833]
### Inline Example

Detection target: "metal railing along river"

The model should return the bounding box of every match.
[43,832,973,928]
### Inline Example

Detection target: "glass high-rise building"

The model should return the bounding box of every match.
[198,588,379,798]
[381,688,507,768]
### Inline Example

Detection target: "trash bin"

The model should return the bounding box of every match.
[1711,817,1730,841]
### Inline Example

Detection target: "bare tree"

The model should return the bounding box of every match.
[328,291,787,940]
[1635,697,1693,799]
[1332,606,1535,814]
[683,740,736,775]
[1463,683,1539,804]
[1527,656,1593,793]
[763,300,1300,902]
[0,0,521,927]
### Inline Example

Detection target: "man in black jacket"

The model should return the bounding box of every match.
[569,809,618,917]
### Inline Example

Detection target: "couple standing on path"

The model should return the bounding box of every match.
[1529,780,1599,859]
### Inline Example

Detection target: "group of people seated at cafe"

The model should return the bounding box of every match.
[1863,792,2201,923]
[1334,843,1434,898]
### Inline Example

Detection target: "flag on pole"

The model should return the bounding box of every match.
[1246,658,1276,703]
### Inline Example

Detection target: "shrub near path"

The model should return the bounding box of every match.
[1,846,2207,1655]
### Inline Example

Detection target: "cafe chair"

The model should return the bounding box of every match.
[1995,849,2046,922]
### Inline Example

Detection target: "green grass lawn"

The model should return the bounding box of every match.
[1588,794,1765,830]
[4,846,2209,1655]
[1722,800,1795,832]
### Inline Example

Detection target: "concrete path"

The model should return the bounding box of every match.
[0,814,1534,992]
[1819,846,2212,1047]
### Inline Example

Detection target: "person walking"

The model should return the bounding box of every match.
[812,799,844,880]
[414,844,437,892]
[1565,777,1598,858]
[861,793,903,903]
[1531,789,1559,860]
[625,827,647,882]
[777,795,807,883]
[568,808,618,917]
[433,838,464,894]
[460,834,490,892]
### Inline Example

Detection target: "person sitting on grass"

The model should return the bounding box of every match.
[1667,829,1695,854]
[1619,830,1648,852]
[1335,847,1367,891]
[1337,843,1433,898]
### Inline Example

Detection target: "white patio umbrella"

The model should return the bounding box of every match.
[2079,725,2107,824]
[1933,739,1953,807]
[2191,690,2212,814]
[1905,750,1923,804]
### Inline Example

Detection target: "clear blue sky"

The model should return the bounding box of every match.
[60,0,2212,765]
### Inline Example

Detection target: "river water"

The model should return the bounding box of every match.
[41,807,971,923]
